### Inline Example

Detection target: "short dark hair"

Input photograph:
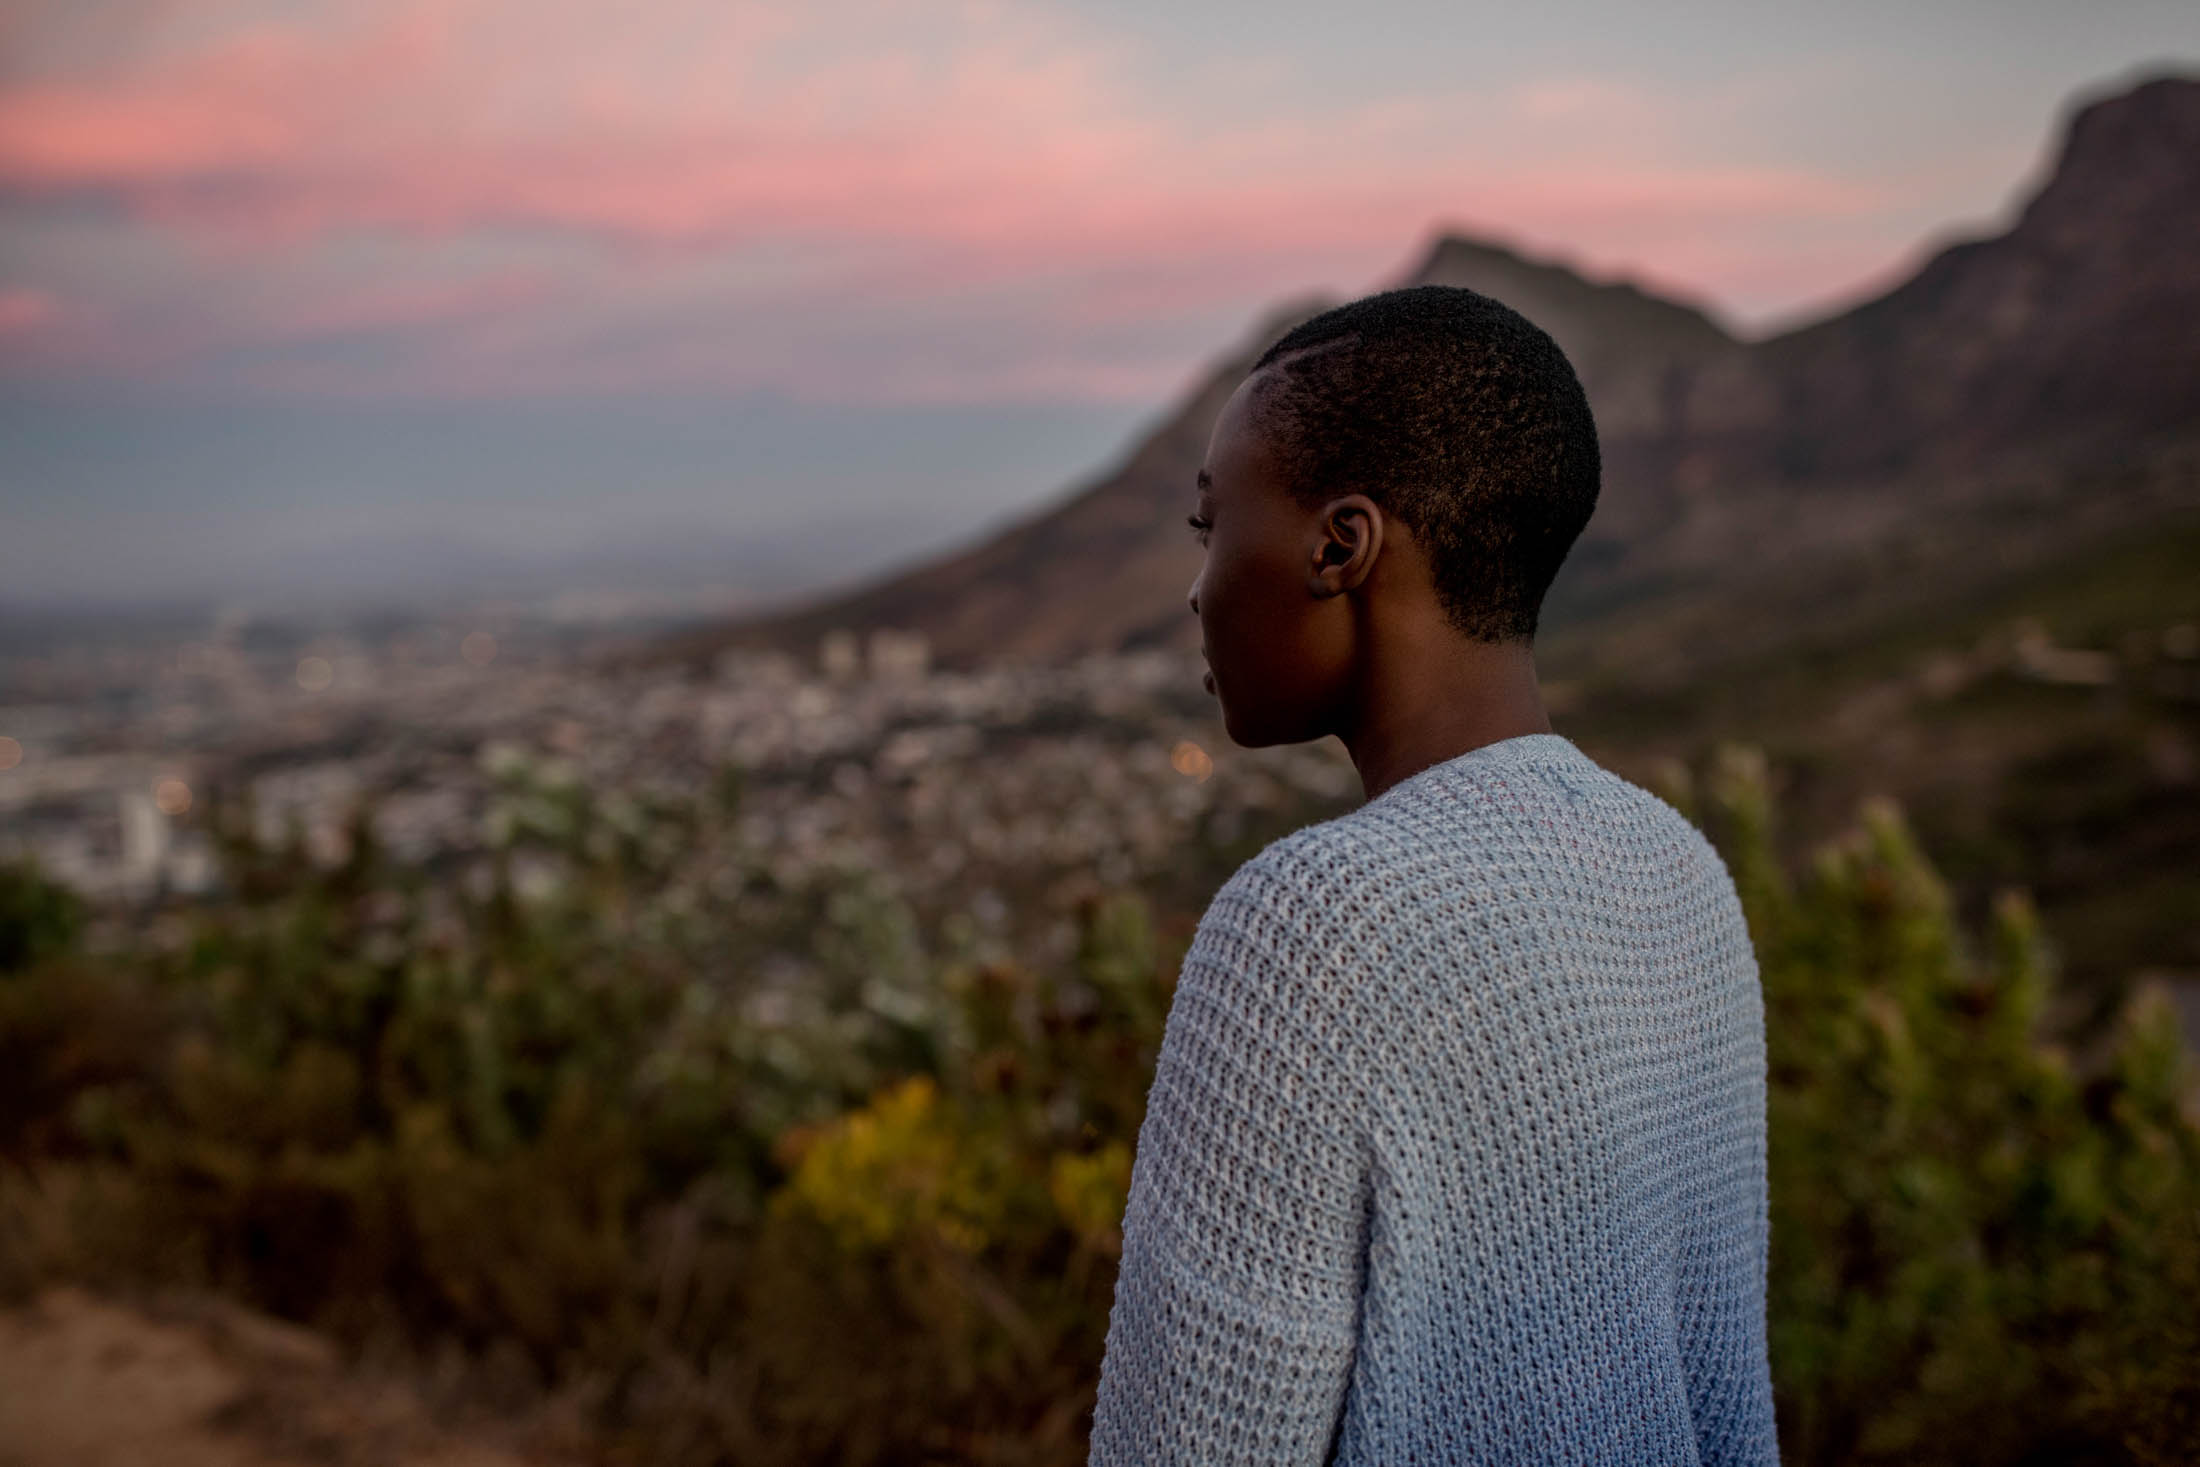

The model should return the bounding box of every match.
[1249,284,1600,642]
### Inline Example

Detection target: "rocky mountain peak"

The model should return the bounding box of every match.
[679,75,2200,673]
[2020,73,2200,249]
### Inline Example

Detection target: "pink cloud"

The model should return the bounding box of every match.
[251,272,555,343]
[0,0,1945,399]
[0,287,60,333]
[0,3,1888,251]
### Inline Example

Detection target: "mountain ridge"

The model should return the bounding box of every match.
[675,73,2200,674]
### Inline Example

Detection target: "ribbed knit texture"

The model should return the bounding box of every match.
[1090,734,1775,1465]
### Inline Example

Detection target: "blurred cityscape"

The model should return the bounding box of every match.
[0,605,1354,929]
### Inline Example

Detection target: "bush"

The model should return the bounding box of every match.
[0,754,2191,1464]
[0,858,82,975]
[1702,749,2200,1466]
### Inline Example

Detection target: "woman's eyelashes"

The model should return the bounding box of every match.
[1186,513,1212,546]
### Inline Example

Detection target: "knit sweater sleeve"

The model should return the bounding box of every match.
[1089,848,1371,1465]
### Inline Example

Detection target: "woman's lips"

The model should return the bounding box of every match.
[1202,668,1216,695]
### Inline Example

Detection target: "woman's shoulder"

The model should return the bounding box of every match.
[1207,812,1397,931]
[1212,777,1525,921]
[1189,807,1464,1006]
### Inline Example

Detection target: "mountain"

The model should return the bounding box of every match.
[680,74,2200,675]
[1745,72,2200,477]
[678,242,1735,664]
[1537,73,2200,684]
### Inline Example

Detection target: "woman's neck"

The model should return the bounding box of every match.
[1340,633,1551,800]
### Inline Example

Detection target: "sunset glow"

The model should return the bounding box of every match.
[2,0,2126,403]
[3,1,2193,606]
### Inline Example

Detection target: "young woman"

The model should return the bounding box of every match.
[1090,287,1777,1465]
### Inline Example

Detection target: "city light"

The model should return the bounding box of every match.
[297,656,335,692]
[154,778,192,816]
[0,735,21,771]
[461,632,498,667]
[1170,740,1213,781]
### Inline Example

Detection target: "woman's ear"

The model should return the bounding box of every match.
[1308,494,1384,599]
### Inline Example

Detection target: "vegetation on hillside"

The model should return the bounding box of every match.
[1569,518,2200,1001]
[0,748,2194,1465]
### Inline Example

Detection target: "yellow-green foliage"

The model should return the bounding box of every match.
[1048,1143,1132,1252]
[0,756,2193,1465]
[1706,751,2200,1467]
[782,1077,1008,1252]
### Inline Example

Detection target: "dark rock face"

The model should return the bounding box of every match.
[1668,73,2200,485]
[699,75,2200,673]
[1540,74,2200,680]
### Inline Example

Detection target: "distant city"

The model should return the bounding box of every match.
[0,602,1355,944]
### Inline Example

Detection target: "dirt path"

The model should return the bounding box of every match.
[0,1289,557,1467]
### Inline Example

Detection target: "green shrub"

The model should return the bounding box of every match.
[1704,749,2200,1466]
[0,858,82,975]
[0,754,2191,1464]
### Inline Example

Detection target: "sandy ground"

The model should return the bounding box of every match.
[0,1288,559,1467]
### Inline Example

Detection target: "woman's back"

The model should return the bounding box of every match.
[1091,734,1776,1465]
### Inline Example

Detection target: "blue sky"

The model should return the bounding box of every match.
[2,0,2195,609]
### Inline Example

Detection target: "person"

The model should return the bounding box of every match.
[1088,286,1777,1465]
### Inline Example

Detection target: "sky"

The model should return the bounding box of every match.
[3,0,2196,611]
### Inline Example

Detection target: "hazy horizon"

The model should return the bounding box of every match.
[4,1,2197,612]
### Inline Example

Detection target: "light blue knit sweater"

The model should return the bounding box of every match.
[1091,734,1776,1465]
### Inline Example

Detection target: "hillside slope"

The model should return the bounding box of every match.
[683,74,2200,676]
[681,238,1737,664]
[1538,73,2200,681]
